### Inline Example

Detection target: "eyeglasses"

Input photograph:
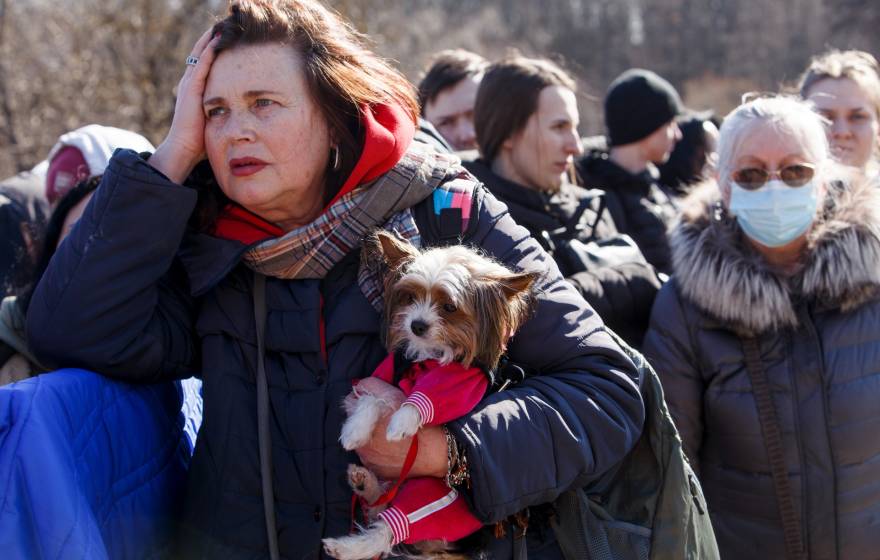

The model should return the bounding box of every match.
[731,163,816,190]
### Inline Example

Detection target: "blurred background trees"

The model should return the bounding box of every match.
[0,0,877,177]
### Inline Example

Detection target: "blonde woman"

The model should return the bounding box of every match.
[799,49,880,180]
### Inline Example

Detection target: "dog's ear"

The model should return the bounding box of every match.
[498,271,540,300]
[374,230,419,269]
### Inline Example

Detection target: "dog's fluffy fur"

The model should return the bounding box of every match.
[323,231,536,559]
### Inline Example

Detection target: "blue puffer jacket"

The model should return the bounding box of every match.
[27,148,644,559]
[0,369,202,559]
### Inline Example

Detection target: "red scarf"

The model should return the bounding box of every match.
[212,103,415,245]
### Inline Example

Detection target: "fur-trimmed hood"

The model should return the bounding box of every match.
[671,179,880,335]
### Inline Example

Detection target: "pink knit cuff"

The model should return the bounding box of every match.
[378,506,410,545]
[405,391,434,424]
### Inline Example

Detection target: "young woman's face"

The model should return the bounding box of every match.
[501,85,582,192]
[806,77,880,170]
[203,43,332,231]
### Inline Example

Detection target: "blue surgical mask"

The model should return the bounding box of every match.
[729,179,819,247]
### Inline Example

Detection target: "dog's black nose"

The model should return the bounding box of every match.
[410,320,428,337]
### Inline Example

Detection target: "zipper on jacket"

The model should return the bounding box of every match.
[797,305,839,558]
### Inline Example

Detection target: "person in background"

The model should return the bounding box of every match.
[465,56,662,347]
[44,124,154,205]
[417,48,487,152]
[643,95,880,559]
[658,111,720,196]
[799,49,880,181]
[0,177,98,384]
[25,1,645,557]
[0,163,49,296]
[1,125,151,296]
[578,69,682,273]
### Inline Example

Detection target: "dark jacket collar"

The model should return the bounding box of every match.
[177,231,250,297]
[578,149,656,195]
[463,158,596,234]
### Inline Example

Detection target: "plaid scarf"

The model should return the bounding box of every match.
[241,143,456,310]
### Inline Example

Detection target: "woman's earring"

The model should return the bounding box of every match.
[331,145,341,171]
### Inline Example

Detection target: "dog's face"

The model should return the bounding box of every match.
[374,231,537,369]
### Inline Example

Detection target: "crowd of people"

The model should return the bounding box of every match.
[2,0,880,559]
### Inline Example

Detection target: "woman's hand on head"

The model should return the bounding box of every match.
[352,377,449,480]
[149,29,220,184]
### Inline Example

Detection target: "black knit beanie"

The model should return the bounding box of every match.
[604,69,683,147]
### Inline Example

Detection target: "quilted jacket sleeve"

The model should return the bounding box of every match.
[447,187,645,523]
[565,260,662,348]
[0,369,196,559]
[26,150,200,382]
[642,280,704,472]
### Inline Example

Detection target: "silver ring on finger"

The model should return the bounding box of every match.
[185,55,199,66]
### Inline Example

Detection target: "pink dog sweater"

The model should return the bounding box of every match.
[367,354,488,545]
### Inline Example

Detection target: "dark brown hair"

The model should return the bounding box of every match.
[194,0,419,226]
[474,56,577,162]
[417,49,488,114]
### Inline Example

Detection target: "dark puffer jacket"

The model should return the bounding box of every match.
[643,180,880,560]
[577,149,677,274]
[27,149,645,559]
[465,159,662,347]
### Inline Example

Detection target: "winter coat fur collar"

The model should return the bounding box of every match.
[671,179,880,335]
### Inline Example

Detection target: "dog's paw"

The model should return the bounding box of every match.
[323,522,394,560]
[385,404,422,441]
[342,391,360,416]
[322,537,355,560]
[348,464,381,498]
[340,417,374,450]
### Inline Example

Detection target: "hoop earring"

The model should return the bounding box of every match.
[331,145,341,172]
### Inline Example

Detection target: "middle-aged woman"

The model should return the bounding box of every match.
[643,95,880,559]
[25,1,644,558]
[799,49,880,181]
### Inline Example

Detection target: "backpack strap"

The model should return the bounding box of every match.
[253,273,281,560]
[740,336,806,560]
[563,189,607,242]
[413,172,481,247]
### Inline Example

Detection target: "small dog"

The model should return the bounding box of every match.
[322,231,536,560]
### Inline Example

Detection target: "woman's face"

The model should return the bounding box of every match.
[501,85,582,192]
[204,43,332,231]
[722,123,826,261]
[724,124,825,206]
[806,77,880,169]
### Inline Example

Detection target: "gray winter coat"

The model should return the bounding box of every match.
[643,180,880,559]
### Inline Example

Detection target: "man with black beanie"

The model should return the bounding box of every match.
[577,68,682,274]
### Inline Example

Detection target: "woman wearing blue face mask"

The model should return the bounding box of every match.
[642,96,880,560]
